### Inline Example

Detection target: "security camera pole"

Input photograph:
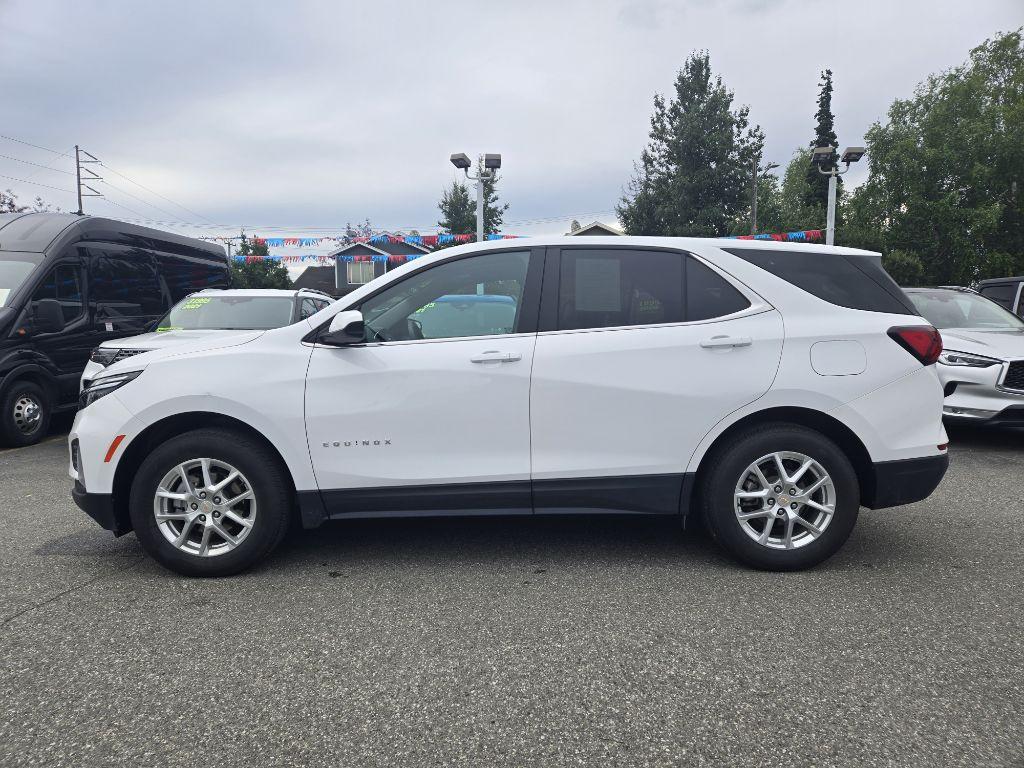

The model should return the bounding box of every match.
[450,152,502,242]
[810,146,865,245]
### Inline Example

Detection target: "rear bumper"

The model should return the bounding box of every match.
[72,481,130,536]
[863,453,949,509]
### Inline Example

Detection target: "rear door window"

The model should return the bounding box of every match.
[557,249,684,330]
[89,246,166,317]
[686,258,750,321]
[724,248,914,314]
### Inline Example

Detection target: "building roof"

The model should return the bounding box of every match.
[293,265,338,295]
[567,221,623,237]
[329,237,430,258]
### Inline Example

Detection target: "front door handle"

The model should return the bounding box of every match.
[470,351,522,364]
[700,335,752,349]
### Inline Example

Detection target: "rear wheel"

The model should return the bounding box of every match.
[0,381,52,448]
[701,424,859,570]
[129,428,291,576]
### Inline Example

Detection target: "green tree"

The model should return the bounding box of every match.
[1,189,60,213]
[618,51,764,237]
[435,160,510,248]
[844,29,1024,284]
[803,69,840,211]
[230,233,292,289]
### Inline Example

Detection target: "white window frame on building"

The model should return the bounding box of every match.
[346,261,375,285]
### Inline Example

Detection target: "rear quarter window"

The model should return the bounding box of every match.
[723,248,914,315]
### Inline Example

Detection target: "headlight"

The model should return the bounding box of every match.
[937,350,1000,368]
[79,370,142,409]
[89,347,121,366]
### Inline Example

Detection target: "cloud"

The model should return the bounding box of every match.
[1,0,1020,238]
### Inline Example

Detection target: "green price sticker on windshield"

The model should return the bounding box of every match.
[180,298,212,310]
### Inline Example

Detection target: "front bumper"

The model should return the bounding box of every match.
[863,453,949,509]
[939,359,1024,423]
[72,480,130,536]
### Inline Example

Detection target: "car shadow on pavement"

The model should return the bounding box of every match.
[946,421,1024,451]
[272,514,733,573]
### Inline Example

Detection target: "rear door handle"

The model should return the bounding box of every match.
[700,335,752,349]
[470,351,522,364]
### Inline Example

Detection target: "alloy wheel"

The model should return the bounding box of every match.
[153,458,257,557]
[733,451,836,550]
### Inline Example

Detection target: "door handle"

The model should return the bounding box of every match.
[700,335,752,349]
[470,351,522,364]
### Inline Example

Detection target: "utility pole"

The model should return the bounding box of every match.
[750,158,779,235]
[74,144,103,215]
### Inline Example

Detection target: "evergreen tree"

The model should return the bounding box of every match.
[803,69,840,212]
[435,159,509,247]
[230,233,292,289]
[618,51,764,237]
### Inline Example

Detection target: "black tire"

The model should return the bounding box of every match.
[0,380,52,448]
[700,423,859,571]
[129,428,292,576]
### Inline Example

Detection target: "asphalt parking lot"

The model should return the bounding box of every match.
[1,423,1022,768]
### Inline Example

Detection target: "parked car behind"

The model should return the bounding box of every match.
[81,288,335,389]
[905,286,1024,424]
[0,213,228,447]
[976,276,1024,318]
[70,237,949,576]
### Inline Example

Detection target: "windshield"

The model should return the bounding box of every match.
[0,252,44,308]
[157,295,295,331]
[907,290,1024,330]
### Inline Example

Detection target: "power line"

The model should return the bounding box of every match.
[0,134,66,156]
[0,173,75,194]
[0,152,75,175]
[98,177,193,224]
[100,161,215,224]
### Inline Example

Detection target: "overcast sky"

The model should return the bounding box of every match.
[1,0,1021,243]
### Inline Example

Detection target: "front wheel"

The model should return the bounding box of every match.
[700,424,860,571]
[0,381,52,448]
[129,428,292,576]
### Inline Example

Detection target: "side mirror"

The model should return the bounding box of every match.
[320,310,365,346]
[33,299,65,334]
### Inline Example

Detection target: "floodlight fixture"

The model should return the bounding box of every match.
[840,146,866,164]
[483,154,502,170]
[449,153,472,170]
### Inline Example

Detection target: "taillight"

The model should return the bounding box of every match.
[888,325,943,366]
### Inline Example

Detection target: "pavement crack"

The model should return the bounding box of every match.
[1,555,145,628]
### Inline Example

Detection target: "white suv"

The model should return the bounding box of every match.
[69,237,949,576]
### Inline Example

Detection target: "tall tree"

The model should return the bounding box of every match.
[844,29,1024,284]
[803,69,840,211]
[435,159,510,246]
[230,233,292,289]
[618,51,764,237]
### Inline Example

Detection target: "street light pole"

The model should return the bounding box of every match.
[811,146,866,246]
[450,153,502,241]
[825,172,838,246]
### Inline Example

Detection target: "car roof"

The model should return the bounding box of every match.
[0,212,224,257]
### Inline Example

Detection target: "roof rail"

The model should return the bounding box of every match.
[298,288,334,298]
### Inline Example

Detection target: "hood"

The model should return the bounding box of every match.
[99,328,235,351]
[102,330,265,375]
[940,327,1024,359]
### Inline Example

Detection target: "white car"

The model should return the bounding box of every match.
[905,287,1024,424]
[69,237,949,576]
[80,288,335,390]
